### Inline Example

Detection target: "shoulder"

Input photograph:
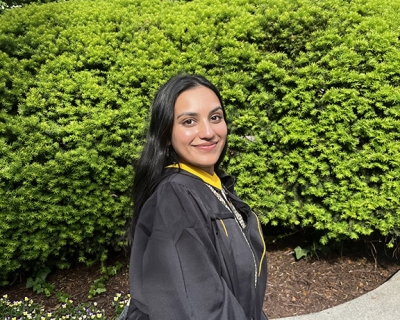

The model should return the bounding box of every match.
[153,169,214,199]
[142,169,209,214]
[160,168,236,193]
[160,169,204,188]
[137,170,213,238]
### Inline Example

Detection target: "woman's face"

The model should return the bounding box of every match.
[170,86,227,175]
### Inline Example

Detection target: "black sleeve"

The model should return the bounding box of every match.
[127,182,247,320]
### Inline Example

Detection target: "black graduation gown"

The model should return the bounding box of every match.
[126,169,268,320]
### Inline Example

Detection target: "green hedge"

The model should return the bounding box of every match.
[1,0,400,283]
[232,0,400,247]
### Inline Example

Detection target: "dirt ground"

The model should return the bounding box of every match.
[263,228,400,318]
[1,227,399,319]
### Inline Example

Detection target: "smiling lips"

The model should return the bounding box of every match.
[193,142,218,151]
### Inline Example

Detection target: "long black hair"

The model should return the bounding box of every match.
[131,74,228,231]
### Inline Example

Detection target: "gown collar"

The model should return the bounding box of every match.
[167,163,222,190]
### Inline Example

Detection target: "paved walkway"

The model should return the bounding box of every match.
[272,270,400,320]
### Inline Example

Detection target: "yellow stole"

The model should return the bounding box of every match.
[166,163,222,190]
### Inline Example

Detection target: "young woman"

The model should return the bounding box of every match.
[125,74,268,320]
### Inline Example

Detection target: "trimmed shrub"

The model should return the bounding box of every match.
[0,0,400,283]
[0,0,269,284]
[229,0,400,246]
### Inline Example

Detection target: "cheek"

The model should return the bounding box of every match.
[217,123,228,140]
[171,128,195,147]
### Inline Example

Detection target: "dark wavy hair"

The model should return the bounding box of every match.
[131,74,228,231]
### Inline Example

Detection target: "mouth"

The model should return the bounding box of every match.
[193,142,218,151]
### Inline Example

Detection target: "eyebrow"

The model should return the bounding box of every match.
[176,106,223,119]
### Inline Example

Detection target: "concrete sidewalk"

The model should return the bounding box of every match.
[272,270,400,320]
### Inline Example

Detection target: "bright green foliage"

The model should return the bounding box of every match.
[1,0,400,283]
[236,0,400,247]
[2,0,55,7]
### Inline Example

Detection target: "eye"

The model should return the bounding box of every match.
[210,114,223,122]
[182,118,195,126]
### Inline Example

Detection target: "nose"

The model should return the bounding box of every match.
[198,120,215,140]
